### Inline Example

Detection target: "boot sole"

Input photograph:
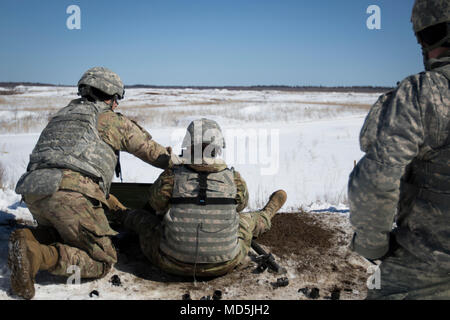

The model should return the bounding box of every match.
[8,230,35,300]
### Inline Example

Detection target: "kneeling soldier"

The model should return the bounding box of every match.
[9,67,180,299]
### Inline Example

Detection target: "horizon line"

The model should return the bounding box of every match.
[0,81,394,91]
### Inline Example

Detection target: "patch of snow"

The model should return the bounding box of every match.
[0,189,34,224]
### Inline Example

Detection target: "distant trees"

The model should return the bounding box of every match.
[0,82,393,94]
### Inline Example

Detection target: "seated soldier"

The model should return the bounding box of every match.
[116,118,287,278]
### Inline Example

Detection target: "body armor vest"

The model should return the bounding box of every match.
[160,165,240,264]
[25,99,117,195]
[407,66,450,202]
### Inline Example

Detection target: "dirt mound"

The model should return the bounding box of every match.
[1,211,372,300]
[109,212,372,300]
[258,213,334,258]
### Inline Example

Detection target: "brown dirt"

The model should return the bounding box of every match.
[258,213,334,258]
[2,211,373,300]
[109,211,373,300]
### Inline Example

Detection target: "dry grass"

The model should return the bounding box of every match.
[0,87,372,134]
[0,90,21,96]
[117,99,371,129]
[0,106,58,112]
[295,100,372,110]
[122,103,166,110]
[0,115,50,134]
[0,95,60,134]
[123,98,372,111]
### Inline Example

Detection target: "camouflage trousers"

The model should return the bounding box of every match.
[367,247,450,300]
[122,208,273,277]
[24,191,118,279]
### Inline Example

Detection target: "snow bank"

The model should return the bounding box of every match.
[0,189,33,225]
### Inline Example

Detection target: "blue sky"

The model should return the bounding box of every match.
[0,0,421,86]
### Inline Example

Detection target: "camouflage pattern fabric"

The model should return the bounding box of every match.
[18,99,118,196]
[58,170,111,208]
[97,110,172,170]
[55,108,173,206]
[149,159,249,215]
[78,67,125,99]
[182,118,226,149]
[411,0,450,33]
[159,165,240,264]
[24,191,117,278]
[367,247,450,300]
[18,100,173,280]
[15,168,62,196]
[349,51,450,299]
[122,206,273,277]
[119,157,273,277]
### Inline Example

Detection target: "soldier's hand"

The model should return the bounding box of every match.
[166,146,184,167]
[107,194,127,212]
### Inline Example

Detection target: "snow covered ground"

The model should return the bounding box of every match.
[0,86,379,211]
[0,86,381,300]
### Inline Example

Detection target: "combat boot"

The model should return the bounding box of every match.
[8,228,59,300]
[262,190,287,219]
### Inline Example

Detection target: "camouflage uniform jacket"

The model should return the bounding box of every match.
[58,100,172,208]
[349,50,450,265]
[149,158,249,215]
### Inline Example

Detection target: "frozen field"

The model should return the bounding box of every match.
[0,86,381,300]
[0,86,380,212]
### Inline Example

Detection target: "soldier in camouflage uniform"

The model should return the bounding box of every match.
[118,118,287,277]
[348,0,450,300]
[8,67,181,299]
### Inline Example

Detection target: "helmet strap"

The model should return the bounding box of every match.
[109,94,119,108]
[420,23,450,69]
[422,39,450,70]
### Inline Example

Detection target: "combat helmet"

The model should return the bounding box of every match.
[182,118,226,149]
[181,118,225,162]
[77,67,125,102]
[411,0,450,52]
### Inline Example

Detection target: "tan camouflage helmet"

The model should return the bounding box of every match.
[182,118,226,149]
[78,67,125,99]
